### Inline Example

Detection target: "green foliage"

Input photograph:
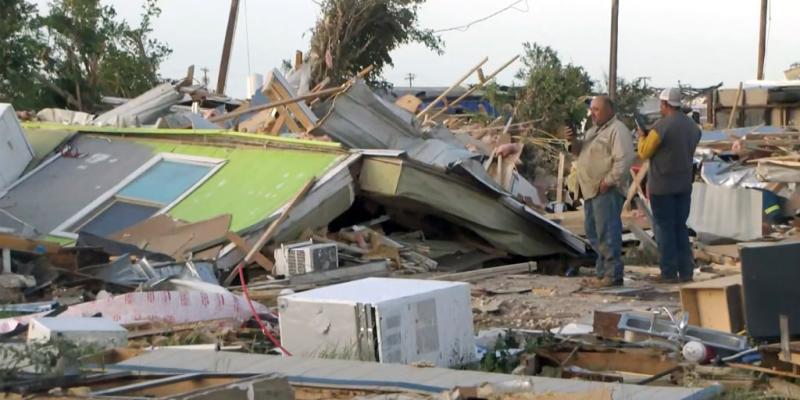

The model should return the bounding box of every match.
[0,339,101,381]
[0,0,171,111]
[0,0,47,109]
[309,0,443,88]
[513,42,594,134]
[605,76,654,128]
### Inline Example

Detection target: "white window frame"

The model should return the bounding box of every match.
[51,153,225,239]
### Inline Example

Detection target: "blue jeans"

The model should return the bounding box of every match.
[650,191,694,280]
[584,190,624,281]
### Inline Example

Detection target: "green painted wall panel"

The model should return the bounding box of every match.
[138,141,340,232]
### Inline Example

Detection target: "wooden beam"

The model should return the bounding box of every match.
[245,179,316,266]
[0,233,62,253]
[223,179,316,285]
[209,87,343,123]
[556,152,566,204]
[215,0,240,94]
[429,55,520,120]
[294,50,303,71]
[727,82,743,129]
[225,232,273,272]
[417,57,489,117]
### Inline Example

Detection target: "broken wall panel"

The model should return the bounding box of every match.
[358,157,572,257]
[93,83,183,127]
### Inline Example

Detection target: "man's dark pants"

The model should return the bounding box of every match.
[650,191,693,280]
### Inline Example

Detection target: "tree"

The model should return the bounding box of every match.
[0,0,47,109]
[0,0,171,111]
[513,42,594,135]
[308,0,443,87]
[601,76,654,128]
[40,0,172,111]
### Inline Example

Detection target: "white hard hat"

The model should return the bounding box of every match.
[659,87,682,107]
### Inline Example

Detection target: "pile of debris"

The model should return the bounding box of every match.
[3,50,800,398]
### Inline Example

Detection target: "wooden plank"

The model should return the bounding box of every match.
[429,55,520,120]
[276,105,304,133]
[556,152,565,204]
[208,87,343,124]
[680,275,744,333]
[269,113,287,135]
[294,50,303,71]
[536,348,678,376]
[0,233,62,253]
[727,82,743,129]
[417,57,488,117]
[432,262,535,282]
[729,362,800,379]
[226,231,273,271]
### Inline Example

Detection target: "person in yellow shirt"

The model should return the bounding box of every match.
[636,88,701,283]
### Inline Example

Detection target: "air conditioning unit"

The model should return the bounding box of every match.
[278,277,476,368]
[274,241,338,277]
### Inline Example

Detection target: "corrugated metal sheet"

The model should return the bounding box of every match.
[112,349,720,400]
[688,183,764,242]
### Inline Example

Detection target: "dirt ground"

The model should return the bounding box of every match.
[469,265,697,331]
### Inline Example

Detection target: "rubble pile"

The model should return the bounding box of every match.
[1,55,799,399]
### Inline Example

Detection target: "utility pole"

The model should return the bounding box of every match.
[216,0,240,95]
[608,0,619,101]
[757,0,768,80]
[405,73,415,87]
[200,67,210,87]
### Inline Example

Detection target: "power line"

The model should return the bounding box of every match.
[433,0,529,33]
[242,0,252,76]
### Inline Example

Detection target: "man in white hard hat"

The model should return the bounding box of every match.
[637,88,701,283]
[567,95,635,288]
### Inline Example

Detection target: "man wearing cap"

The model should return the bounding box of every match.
[637,88,701,283]
[568,95,635,288]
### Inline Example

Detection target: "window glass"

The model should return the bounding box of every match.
[118,161,211,205]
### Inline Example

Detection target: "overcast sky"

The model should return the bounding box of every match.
[33,0,800,98]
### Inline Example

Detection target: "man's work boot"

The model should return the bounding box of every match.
[646,275,679,284]
[582,277,623,289]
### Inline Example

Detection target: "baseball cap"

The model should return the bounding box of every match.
[659,88,682,107]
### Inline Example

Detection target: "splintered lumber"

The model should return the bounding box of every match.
[226,232,273,270]
[417,57,489,117]
[223,178,316,285]
[623,161,649,212]
[433,262,535,282]
[727,82,744,129]
[556,152,566,204]
[245,178,316,265]
[210,87,343,123]
[429,55,520,120]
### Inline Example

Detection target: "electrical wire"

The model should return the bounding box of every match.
[433,0,529,33]
[242,0,252,77]
[237,262,292,356]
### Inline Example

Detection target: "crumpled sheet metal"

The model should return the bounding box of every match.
[93,83,182,127]
[0,289,267,334]
[311,79,424,149]
[700,160,768,189]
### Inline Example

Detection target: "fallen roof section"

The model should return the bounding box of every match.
[111,349,721,400]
